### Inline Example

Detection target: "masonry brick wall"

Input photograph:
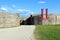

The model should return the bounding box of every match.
[29,14,60,25]
[0,12,20,27]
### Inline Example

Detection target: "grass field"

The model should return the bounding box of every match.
[34,25,60,40]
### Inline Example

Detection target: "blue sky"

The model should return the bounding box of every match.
[0,0,60,18]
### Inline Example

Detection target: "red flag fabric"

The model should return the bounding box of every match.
[46,8,48,20]
[41,8,44,20]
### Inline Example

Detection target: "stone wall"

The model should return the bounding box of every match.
[43,14,60,25]
[32,14,60,25]
[48,14,60,24]
[0,12,20,27]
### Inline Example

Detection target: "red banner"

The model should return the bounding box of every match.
[41,8,44,20]
[46,8,48,20]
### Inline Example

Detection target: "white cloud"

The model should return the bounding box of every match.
[17,9,24,12]
[17,9,34,17]
[12,5,16,8]
[1,7,8,11]
[23,9,30,12]
[31,12,34,14]
[38,1,46,4]
[17,9,30,12]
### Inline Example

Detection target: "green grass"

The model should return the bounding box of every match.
[34,25,60,40]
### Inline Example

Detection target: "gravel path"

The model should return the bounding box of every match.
[0,25,35,40]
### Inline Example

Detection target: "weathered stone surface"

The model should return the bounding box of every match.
[0,12,20,27]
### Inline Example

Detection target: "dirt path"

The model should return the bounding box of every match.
[0,25,35,40]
